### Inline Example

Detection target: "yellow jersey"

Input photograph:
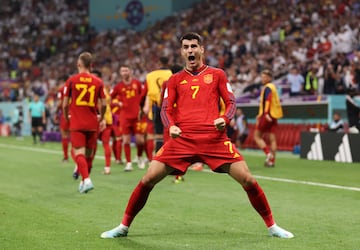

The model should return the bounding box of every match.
[104,87,113,125]
[146,69,172,105]
[258,82,283,119]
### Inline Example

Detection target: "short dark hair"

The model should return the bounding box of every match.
[159,56,169,65]
[92,69,102,78]
[79,52,92,69]
[180,32,203,45]
[170,64,183,74]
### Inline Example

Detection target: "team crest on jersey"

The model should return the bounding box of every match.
[132,83,137,89]
[203,74,213,84]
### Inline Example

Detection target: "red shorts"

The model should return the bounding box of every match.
[121,117,145,135]
[153,132,244,175]
[70,130,98,149]
[60,116,70,130]
[136,118,148,134]
[256,116,278,133]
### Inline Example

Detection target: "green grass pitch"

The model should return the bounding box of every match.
[0,136,359,250]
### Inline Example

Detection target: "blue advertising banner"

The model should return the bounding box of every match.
[89,0,203,31]
[90,0,172,31]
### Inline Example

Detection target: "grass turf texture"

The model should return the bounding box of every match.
[0,136,359,250]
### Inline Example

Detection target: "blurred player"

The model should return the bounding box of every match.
[110,65,145,171]
[254,69,283,167]
[143,57,173,156]
[63,52,106,193]
[110,96,123,164]
[56,76,71,162]
[92,69,114,175]
[101,32,293,239]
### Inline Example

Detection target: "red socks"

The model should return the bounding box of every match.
[145,139,154,161]
[62,138,69,159]
[121,181,153,227]
[263,146,270,155]
[103,142,111,167]
[75,154,89,180]
[243,181,274,227]
[124,143,131,162]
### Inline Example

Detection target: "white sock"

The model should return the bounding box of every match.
[84,178,91,185]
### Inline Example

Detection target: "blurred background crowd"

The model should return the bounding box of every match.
[0,0,360,106]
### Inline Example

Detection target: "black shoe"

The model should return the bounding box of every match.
[72,171,79,180]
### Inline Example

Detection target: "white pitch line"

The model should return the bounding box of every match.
[1,143,360,192]
[253,175,360,192]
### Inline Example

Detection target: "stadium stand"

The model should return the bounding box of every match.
[1,0,360,150]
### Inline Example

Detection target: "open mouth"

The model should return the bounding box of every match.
[188,55,195,61]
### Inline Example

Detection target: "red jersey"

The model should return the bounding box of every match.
[64,72,105,131]
[162,65,236,134]
[110,79,143,119]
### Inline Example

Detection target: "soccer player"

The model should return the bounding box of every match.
[93,69,116,175]
[254,69,283,167]
[110,65,145,171]
[63,52,106,193]
[143,56,173,154]
[110,96,123,164]
[101,32,293,239]
[56,76,71,162]
[28,93,46,144]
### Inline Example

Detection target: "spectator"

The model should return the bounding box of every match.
[346,88,360,132]
[304,64,319,95]
[328,112,345,133]
[287,67,304,97]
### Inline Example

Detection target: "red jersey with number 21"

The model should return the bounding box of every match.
[63,72,105,131]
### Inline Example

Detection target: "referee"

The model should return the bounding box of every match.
[28,93,46,144]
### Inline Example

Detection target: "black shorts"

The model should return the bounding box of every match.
[31,117,43,127]
[152,105,163,134]
[238,134,248,144]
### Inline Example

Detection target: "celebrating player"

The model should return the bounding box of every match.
[101,32,293,238]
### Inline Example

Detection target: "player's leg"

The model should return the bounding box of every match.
[101,126,112,174]
[100,160,173,238]
[145,120,154,161]
[134,133,145,169]
[60,129,70,162]
[267,132,277,166]
[37,124,44,143]
[71,131,92,193]
[225,162,293,238]
[134,118,146,169]
[122,133,133,171]
[31,125,37,144]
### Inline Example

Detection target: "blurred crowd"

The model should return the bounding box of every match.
[1,0,360,105]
